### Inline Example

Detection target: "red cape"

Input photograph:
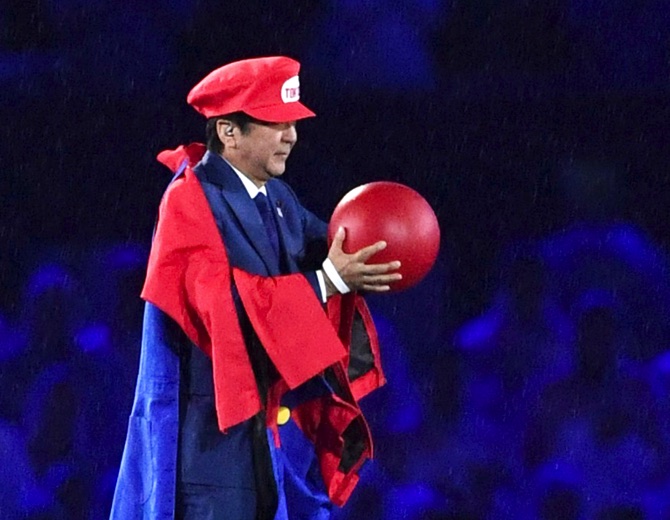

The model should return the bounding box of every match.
[142,162,350,431]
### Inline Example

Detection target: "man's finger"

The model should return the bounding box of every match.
[362,273,403,284]
[355,240,387,262]
[360,261,401,275]
[330,226,346,251]
[360,284,392,292]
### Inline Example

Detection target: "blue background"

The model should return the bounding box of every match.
[1,1,670,518]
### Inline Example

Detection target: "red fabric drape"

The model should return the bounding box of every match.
[142,162,350,431]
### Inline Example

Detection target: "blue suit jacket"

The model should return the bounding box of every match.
[110,152,328,519]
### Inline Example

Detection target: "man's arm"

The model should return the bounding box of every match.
[289,189,401,300]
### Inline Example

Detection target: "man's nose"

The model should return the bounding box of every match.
[282,123,297,144]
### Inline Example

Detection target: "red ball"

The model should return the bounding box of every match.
[328,181,440,292]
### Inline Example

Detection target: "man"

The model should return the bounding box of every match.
[110,56,400,520]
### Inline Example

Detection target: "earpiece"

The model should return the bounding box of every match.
[225,126,234,136]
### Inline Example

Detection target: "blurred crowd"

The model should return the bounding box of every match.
[0,245,145,518]
[345,220,670,519]
[336,159,670,519]
[1,161,669,519]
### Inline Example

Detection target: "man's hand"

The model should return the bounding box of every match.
[325,227,402,296]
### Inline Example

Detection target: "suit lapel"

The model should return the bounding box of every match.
[198,152,280,275]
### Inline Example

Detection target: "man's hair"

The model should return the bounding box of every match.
[205,112,255,154]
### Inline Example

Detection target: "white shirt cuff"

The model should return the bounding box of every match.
[321,258,351,295]
[316,270,328,303]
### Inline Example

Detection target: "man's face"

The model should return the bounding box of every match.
[225,120,298,186]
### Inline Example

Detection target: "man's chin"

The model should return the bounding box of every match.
[268,164,286,177]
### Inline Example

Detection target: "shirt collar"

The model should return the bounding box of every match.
[223,158,267,198]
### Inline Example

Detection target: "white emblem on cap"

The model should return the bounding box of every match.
[281,76,300,104]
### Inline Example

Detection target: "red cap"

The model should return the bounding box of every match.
[187,56,316,122]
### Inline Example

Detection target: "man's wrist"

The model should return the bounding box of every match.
[322,258,351,295]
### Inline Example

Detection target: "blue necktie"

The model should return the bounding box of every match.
[254,192,281,264]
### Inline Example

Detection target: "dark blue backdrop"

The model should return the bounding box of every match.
[1,1,670,518]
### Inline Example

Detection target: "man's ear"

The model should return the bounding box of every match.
[216,119,236,148]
